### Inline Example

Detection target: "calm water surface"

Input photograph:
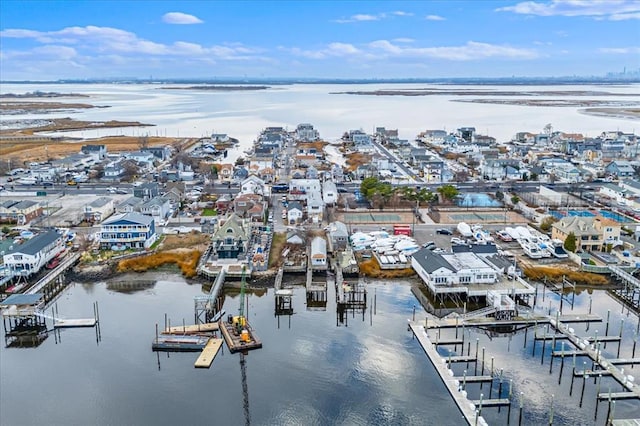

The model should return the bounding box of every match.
[1,274,639,425]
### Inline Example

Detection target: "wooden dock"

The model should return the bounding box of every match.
[194,338,223,368]
[219,320,262,353]
[408,321,485,425]
[609,358,640,365]
[54,318,97,328]
[426,314,602,329]
[164,323,219,335]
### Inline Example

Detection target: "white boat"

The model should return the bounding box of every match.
[496,230,513,242]
[549,239,569,259]
[523,242,544,259]
[457,222,472,237]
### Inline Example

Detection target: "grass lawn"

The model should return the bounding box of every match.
[201,208,218,216]
[269,232,286,268]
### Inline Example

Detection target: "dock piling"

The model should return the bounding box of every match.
[481,348,485,375]
[589,296,592,314]
[549,394,554,425]
[605,310,611,336]
[579,362,587,407]
[559,342,565,384]
[518,392,524,426]
[595,374,602,420]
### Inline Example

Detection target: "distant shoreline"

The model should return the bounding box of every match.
[161,85,270,91]
[331,89,640,97]
[579,107,640,120]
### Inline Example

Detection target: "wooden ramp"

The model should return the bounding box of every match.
[194,338,223,368]
[54,318,97,328]
[165,323,219,335]
[471,398,510,407]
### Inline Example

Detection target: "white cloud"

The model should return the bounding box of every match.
[334,10,414,23]
[497,0,640,20]
[425,14,446,21]
[599,46,640,54]
[368,40,539,60]
[393,38,415,43]
[162,12,204,25]
[286,42,362,59]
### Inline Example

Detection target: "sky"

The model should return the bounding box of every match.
[0,0,639,80]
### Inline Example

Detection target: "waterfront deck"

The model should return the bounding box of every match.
[194,338,223,368]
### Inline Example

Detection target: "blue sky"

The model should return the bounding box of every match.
[1,0,639,80]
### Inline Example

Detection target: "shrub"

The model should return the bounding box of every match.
[117,250,201,278]
[359,258,415,279]
[522,266,609,286]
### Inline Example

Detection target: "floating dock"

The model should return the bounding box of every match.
[194,338,223,368]
[219,320,262,353]
[164,322,219,335]
[152,334,210,352]
[54,318,97,328]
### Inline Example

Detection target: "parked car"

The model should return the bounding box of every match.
[451,237,466,245]
[436,228,453,235]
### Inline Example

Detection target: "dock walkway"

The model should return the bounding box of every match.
[194,338,223,368]
[408,321,485,426]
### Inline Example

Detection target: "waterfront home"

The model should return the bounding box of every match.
[310,237,327,269]
[100,212,156,250]
[305,166,319,180]
[0,200,42,225]
[83,197,115,223]
[52,153,95,172]
[551,215,621,252]
[327,221,349,250]
[140,196,171,223]
[123,151,156,170]
[287,201,304,224]
[81,144,107,161]
[411,248,498,289]
[286,230,305,245]
[420,129,448,144]
[3,230,65,277]
[211,214,248,260]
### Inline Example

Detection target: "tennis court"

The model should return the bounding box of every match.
[343,212,403,223]
[449,212,508,222]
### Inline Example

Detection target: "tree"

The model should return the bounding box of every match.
[437,184,459,203]
[360,177,381,201]
[139,135,149,150]
[121,160,140,182]
[495,190,504,202]
[539,216,558,232]
[530,172,538,181]
[511,195,520,205]
[564,232,577,252]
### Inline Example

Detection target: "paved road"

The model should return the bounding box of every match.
[370,138,421,182]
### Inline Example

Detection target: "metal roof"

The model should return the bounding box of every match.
[412,248,454,274]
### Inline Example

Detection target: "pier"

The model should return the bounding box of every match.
[274,268,293,316]
[408,321,489,425]
[219,318,262,353]
[24,253,81,304]
[306,265,327,310]
[609,265,640,313]
[335,267,367,326]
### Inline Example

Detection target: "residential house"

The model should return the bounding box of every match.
[140,196,171,223]
[100,212,156,250]
[116,197,143,214]
[332,164,345,183]
[216,194,232,214]
[258,167,274,183]
[123,151,156,170]
[305,166,319,180]
[143,146,172,161]
[233,167,249,183]
[163,182,186,204]
[306,191,324,222]
[482,159,521,180]
[134,182,160,201]
[84,197,115,223]
[295,123,319,142]
[211,133,229,143]
[211,214,248,260]
[421,130,448,144]
[289,179,321,195]
[53,153,95,172]
[551,216,606,252]
[240,175,266,196]
[457,127,476,143]
[621,180,640,197]
[234,194,264,220]
[30,166,58,182]
[287,201,304,224]
[599,184,630,206]
[411,249,498,289]
[605,161,636,178]
[3,230,65,277]
[103,161,125,181]
[81,144,107,161]
[310,237,327,270]
[286,230,305,245]
[0,200,42,225]
[322,181,338,206]
[218,164,234,182]
[327,221,349,250]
